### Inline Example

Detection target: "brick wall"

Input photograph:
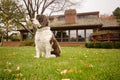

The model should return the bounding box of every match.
[65,9,77,24]
[2,41,21,46]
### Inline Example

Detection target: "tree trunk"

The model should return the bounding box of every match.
[6,23,9,41]
[0,36,3,46]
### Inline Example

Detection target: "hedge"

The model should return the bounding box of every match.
[20,39,34,46]
[85,41,120,49]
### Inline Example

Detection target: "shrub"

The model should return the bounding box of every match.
[20,39,34,46]
[85,41,120,49]
[101,42,113,49]
[114,42,120,49]
[94,42,101,48]
[9,36,20,41]
[85,42,94,48]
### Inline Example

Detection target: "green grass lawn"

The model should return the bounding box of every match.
[0,47,120,80]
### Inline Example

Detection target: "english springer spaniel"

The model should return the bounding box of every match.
[33,14,61,58]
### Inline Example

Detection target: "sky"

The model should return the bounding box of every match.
[76,0,120,15]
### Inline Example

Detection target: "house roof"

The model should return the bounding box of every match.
[50,18,102,30]
[99,18,120,30]
[101,19,119,27]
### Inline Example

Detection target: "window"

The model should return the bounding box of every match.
[70,30,76,42]
[23,33,27,41]
[86,29,93,42]
[58,16,65,21]
[78,30,85,42]
[77,14,96,19]
[55,30,68,42]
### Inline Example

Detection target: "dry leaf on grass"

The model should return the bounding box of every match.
[62,79,70,80]
[16,66,20,70]
[85,64,94,68]
[61,68,75,74]
[15,73,23,77]
[60,69,67,74]
[6,69,12,73]
[68,68,75,73]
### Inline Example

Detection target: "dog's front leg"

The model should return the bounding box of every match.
[45,44,56,58]
[42,52,46,57]
[34,46,40,58]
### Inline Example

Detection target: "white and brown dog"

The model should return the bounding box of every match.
[33,14,61,58]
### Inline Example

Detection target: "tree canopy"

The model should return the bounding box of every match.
[113,7,120,19]
[0,0,25,41]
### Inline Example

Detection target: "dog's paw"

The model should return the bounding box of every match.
[45,54,56,58]
[51,54,56,58]
[34,56,40,58]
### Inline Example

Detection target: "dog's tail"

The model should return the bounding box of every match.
[50,35,61,57]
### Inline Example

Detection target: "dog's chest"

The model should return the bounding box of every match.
[35,29,52,42]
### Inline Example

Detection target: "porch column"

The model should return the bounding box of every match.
[61,31,63,42]
[68,30,70,42]
[84,29,86,42]
[107,32,110,41]
[76,29,78,42]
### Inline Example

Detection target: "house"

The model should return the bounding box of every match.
[18,9,120,46]
[91,15,120,41]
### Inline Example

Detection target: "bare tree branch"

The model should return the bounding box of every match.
[20,0,82,35]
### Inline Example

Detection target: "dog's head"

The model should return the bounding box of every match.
[32,14,49,29]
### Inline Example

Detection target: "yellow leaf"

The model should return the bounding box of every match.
[85,64,94,68]
[15,73,23,77]
[6,62,11,65]
[16,66,20,70]
[6,69,12,73]
[60,69,67,74]
[62,79,70,80]
[68,69,75,73]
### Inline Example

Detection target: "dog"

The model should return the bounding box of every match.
[33,14,61,58]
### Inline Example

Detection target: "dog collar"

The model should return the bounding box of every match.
[37,27,50,31]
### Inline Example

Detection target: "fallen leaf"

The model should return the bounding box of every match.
[15,73,23,77]
[85,64,94,68]
[16,66,20,70]
[60,69,67,74]
[6,62,11,65]
[6,69,12,73]
[68,69,75,73]
[62,79,70,80]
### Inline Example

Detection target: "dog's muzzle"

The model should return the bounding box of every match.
[32,18,41,29]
